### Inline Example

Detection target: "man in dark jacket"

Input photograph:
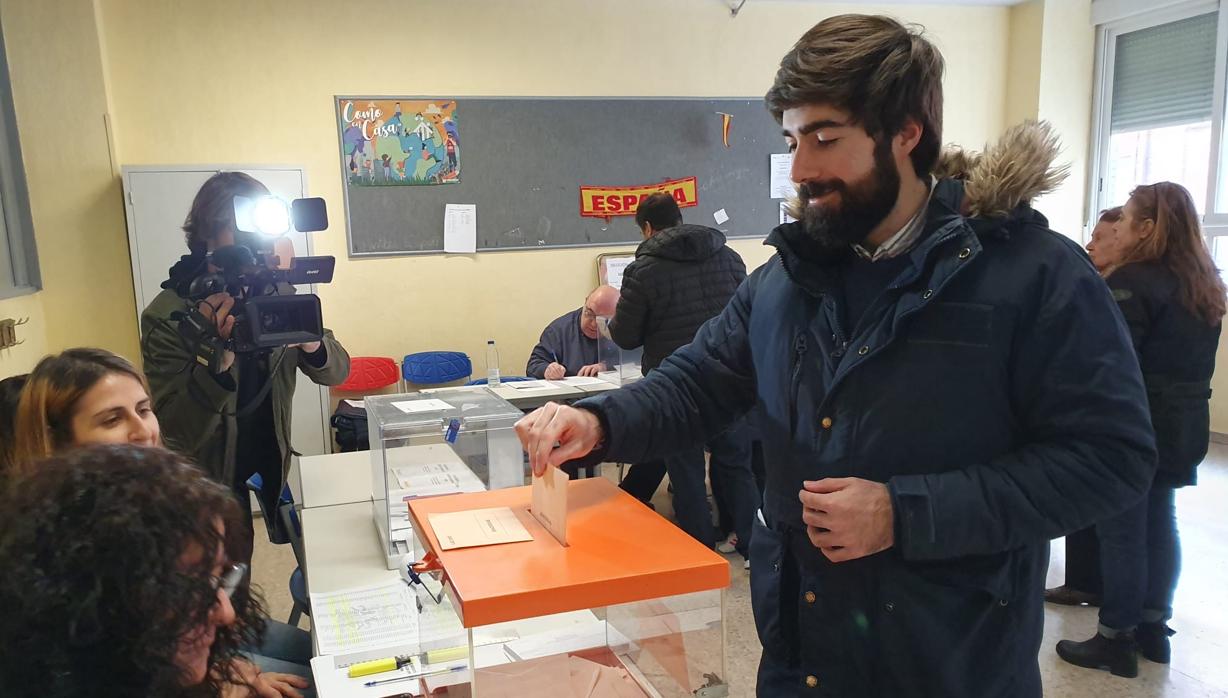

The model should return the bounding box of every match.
[526,285,620,379]
[608,193,759,562]
[515,15,1155,698]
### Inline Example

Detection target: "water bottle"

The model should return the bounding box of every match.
[486,340,501,386]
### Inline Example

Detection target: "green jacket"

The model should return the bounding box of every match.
[140,287,350,490]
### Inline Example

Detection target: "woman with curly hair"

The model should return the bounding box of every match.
[0,444,302,697]
[6,349,311,695]
[1058,182,1224,677]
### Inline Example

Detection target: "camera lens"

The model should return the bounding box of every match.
[261,311,288,332]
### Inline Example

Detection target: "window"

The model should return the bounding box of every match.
[1101,10,1218,215]
[0,20,38,299]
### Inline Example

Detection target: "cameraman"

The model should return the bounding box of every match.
[140,172,350,559]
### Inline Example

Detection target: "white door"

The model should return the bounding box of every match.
[122,165,332,464]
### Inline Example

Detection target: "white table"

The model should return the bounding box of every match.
[298,451,372,510]
[485,381,586,410]
[301,500,396,594]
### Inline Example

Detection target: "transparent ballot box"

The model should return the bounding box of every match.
[402,477,730,697]
[596,317,643,386]
[367,389,525,569]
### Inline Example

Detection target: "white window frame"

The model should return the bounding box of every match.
[1087,0,1228,239]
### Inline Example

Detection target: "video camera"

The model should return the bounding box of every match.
[172,195,335,369]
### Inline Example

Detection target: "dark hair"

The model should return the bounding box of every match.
[635,193,682,232]
[0,444,264,697]
[13,348,152,471]
[182,172,269,254]
[1098,206,1123,224]
[765,14,945,177]
[0,374,28,475]
[1118,182,1226,325]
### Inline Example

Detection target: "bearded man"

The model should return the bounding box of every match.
[513,14,1156,698]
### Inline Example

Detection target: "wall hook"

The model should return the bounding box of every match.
[729,0,747,17]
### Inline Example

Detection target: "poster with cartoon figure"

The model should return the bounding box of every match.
[338,98,460,186]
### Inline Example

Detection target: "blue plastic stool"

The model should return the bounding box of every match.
[402,351,472,385]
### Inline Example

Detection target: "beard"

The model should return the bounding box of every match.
[798,139,901,250]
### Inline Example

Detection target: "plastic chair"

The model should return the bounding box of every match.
[402,351,472,386]
[335,356,399,392]
[278,498,310,627]
[245,474,310,626]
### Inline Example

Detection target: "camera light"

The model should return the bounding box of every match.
[234,195,292,237]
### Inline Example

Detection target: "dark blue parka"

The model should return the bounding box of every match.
[575,127,1156,697]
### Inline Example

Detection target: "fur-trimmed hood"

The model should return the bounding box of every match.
[932,119,1069,219]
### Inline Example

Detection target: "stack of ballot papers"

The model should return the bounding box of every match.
[386,460,488,537]
[556,375,610,387]
[310,580,420,659]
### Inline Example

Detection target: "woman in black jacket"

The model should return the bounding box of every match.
[1058,182,1224,678]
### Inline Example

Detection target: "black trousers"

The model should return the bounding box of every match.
[1064,526,1102,595]
[619,460,667,502]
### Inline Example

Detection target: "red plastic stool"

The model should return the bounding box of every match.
[335,356,399,392]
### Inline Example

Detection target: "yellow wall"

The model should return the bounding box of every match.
[1034,0,1095,239]
[94,0,1009,374]
[1001,0,1095,241]
[1004,0,1043,128]
[0,0,138,380]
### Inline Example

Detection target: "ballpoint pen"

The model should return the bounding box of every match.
[364,664,468,687]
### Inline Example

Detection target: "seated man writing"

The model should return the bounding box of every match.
[526,285,620,380]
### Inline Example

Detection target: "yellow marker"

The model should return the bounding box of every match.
[423,646,469,665]
[347,654,411,678]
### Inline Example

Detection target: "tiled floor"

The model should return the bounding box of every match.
[255,450,1228,697]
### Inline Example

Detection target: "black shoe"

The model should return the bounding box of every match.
[1137,622,1175,664]
[1056,632,1138,678]
[1044,585,1102,607]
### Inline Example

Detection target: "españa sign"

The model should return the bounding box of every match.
[579,177,698,218]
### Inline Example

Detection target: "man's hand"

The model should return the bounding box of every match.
[196,292,237,373]
[289,341,322,354]
[544,362,566,380]
[799,477,894,563]
[515,402,603,476]
[224,659,309,697]
[577,363,604,377]
[197,292,236,340]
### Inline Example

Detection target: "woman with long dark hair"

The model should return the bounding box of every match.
[0,445,270,696]
[10,348,159,470]
[1058,182,1224,677]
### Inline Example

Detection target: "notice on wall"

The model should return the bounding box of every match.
[444,203,477,253]
[770,153,794,199]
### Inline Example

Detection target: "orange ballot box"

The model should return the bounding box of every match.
[405,477,731,698]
